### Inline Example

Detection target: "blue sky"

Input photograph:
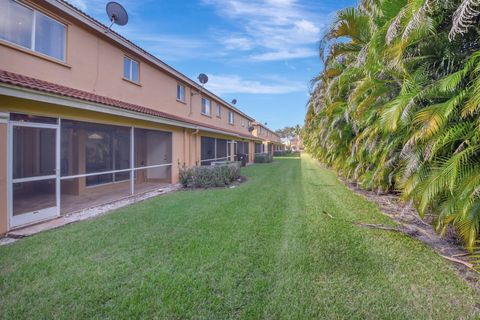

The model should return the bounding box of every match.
[69,0,354,130]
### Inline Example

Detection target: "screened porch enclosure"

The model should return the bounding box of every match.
[254,143,262,154]
[60,120,173,214]
[200,136,228,165]
[9,114,174,227]
[235,141,249,163]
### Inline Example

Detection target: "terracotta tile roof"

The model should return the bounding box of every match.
[0,69,261,140]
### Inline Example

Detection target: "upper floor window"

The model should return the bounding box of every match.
[123,56,139,83]
[241,119,245,127]
[228,111,234,125]
[177,84,185,102]
[0,0,66,61]
[201,98,211,116]
[216,104,221,118]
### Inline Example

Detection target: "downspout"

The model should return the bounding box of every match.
[183,128,186,167]
[192,128,199,165]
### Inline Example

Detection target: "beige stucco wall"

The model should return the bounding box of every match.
[252,125,282,144]
[0,122,7,235]
[0,0,255,139]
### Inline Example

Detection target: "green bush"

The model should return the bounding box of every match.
[179,162,241,188]
[179,166,193,187]
[254,153,273,163]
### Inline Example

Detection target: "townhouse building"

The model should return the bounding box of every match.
[252,122,285,155]
[0,0,282,234]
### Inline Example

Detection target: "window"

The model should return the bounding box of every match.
[241,119,245,127]
[0,0,66,61]
[228,111,234,124]
[201,98,211,116]
[216,104,221,118]
[123,56,139,83]
[177,84,185,102]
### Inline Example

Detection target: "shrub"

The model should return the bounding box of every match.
[179,166,193,187]
[179,162,241,188]
[254,153,273,163]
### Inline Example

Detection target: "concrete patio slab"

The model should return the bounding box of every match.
[2,184,182,245]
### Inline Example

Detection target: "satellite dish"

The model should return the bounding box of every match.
[248,126,254,132]
[106,2,128,30]
[231,99,237,105]
[198,73,209,85]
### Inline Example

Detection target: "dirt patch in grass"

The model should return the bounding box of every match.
[341,178,479,291]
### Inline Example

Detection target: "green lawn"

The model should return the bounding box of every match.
[0,154,478,319]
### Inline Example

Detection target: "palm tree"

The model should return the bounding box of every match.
[304,0,480,250]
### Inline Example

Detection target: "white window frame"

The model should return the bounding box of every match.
[124,56,139,83]
[228,111,234,125]
[176,84,185,102]
[201,98,211,116]
[241,119,245,127]
[216,104,221,118]
[0,1,67,62]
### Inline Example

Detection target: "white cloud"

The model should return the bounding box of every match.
[67,0,87,11]
[139,38,207,61]
[295,19,320,36]
[222,37,254,51]
[66,0,155,17]
[71,0,325,62]
[204,74,305,95]
[250,48,316,61]
[202,0,325,61]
